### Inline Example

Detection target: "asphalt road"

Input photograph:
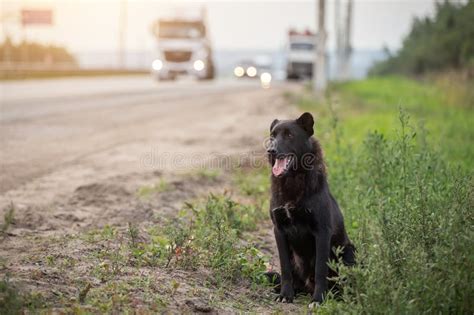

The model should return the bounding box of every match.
[0,75,294,203]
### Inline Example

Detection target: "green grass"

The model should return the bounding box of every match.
[299,76,473,169]
[154,194,270,283]
[0,277,45,314]
[73,195,272,312]
[137,179,171,198]
[234,167,270,209]
[190,168,221,181]
[1,203,15,236]
[292,76,474,313]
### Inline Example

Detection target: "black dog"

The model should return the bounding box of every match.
[267,112,355,307]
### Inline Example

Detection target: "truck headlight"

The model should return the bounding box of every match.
[234,66,244,77]
[193,59,205,71]
[246,66,257,77]
[260,72,272,88]
[152,59,163,71]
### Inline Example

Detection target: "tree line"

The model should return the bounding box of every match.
[0,37,76,65]
[370,0,474,76]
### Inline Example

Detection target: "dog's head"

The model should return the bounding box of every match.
[267,112,315,178]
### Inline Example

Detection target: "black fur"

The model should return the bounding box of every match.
[267,112,355,305]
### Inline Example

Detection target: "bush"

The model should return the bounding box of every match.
[326,109,473,314]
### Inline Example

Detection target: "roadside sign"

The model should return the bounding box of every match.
[21,9,53,26]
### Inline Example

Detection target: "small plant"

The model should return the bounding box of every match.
[193,168,220,181]
[238,247,270,285]
[91,225,126,283]
[0,276,45,313]
[233,167,270,214]
[127,222,139,249]
[169,279,180,298]
[0,277,22,314]
[126,194,272,287]
[100,225,117,241]
[78,283,92,303]
[162,219,195,269]
[137,179,171,198]
[1,203,15,236]
[45,255,55,266]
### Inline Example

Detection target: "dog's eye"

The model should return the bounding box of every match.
[285,131,293,138]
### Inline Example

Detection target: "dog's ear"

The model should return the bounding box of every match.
[270,119,279,132]
[296,112,314,136]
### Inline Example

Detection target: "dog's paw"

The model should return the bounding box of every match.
[308,301,320,309]
[274,295,293,303]
[274,286,294,303]
[308,292,323,309]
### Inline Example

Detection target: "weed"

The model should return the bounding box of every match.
[137,179,171,198]
[233,167,270,214]
[45,255,55,266]
[1,203,15,236]
[127,222,139,249]
[294,78,473,313]
[90,225,126,282]
[193,168,221,181]
[321,109,473,313]
[78,283,91,303]
[0,277,22,315]
[0,276,45,313]
[123,194,271,287]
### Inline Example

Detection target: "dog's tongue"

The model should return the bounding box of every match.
[272,157,288,176]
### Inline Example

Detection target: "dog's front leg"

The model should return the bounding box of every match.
[310,228,330,307]
[273,227,294,303]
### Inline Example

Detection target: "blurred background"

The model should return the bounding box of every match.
[0,0,446,81]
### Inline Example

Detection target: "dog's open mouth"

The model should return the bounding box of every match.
[272,156,293,177]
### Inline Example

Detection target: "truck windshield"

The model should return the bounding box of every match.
[159,22,204,39]
[290,43,314,51]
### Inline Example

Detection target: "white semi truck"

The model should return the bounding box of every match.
[151,12,215,81]
[286,30,317,80]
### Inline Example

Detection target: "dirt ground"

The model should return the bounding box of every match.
[0,77,308,313]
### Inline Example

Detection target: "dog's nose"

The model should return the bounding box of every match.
[267,148,276,155]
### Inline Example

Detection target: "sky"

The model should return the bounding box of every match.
[1,0,436,53]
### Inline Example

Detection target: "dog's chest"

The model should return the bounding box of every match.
[273,205,315,253]
[271,203,313,229]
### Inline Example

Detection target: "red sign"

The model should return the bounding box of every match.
[21,9,53,26]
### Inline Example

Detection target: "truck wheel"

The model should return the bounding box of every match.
[201,61,215,80]
[286,73,299,80]
[207,68,215,80]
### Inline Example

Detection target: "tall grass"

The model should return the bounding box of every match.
[293,76,474,312]
[299,76,474,170]
[318,108,473,314]
[330,111,474,314]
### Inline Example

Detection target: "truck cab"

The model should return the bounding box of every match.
[151,15,215,81]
